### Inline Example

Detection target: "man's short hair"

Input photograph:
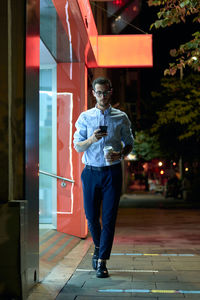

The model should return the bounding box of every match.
[92,77,112,90]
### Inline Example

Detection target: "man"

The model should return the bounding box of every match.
[73,77,134,278]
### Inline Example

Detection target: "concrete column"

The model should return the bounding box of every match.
[0,0,39,298]
[0,0,25,202]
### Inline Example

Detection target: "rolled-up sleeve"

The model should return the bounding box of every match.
[73,113,87,152]
[121,114,134,147]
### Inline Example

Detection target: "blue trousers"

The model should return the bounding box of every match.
[81,163,122,260]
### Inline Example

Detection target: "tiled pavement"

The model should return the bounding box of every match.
[56,245,200,299]
[28,193,200,299]
[39,227,81,280]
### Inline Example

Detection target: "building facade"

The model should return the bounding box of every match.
[0,0,152,298]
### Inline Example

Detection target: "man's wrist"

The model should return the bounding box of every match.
[120,145,132,159]
[120,150,125,159]
[89,135,97,144]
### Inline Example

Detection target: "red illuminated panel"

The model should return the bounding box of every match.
[57,62,88,238]
[53,0,97,67]
[77,0,98,37]
[97,35,153,67]
[26,36,40,67]
[77,0,98,63]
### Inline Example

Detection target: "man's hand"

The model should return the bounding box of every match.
[90,129,107,143]
[74,129,107,153]
[105,145,133,162]
[105,151,121,162]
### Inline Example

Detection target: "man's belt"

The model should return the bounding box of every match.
[85,163,121,171]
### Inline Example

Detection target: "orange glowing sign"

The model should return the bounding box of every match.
[97,35,153,68]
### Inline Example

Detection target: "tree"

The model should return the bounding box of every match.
[134,131,163,161]
[148,0,200,76]
[151,73,200,140]
[150,73,200,163]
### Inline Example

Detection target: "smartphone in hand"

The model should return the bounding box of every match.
[99,126,107,133]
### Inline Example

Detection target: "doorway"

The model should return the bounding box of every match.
[39,39,57,229]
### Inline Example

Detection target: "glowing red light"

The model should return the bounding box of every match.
[113,0,123,5]
[133,5,137,11]
[26,36,40,68]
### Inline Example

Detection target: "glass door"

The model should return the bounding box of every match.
[39,40,57,227]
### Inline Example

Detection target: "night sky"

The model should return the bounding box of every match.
[133,1,198,92]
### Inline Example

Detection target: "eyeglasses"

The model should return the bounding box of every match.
[94,90,111,97]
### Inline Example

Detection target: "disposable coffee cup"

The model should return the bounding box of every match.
[103,146,113,165]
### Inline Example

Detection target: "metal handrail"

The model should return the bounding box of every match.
[39,170,75,183]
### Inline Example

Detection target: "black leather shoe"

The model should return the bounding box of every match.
[92,247,99,270]
[96,260,109,278]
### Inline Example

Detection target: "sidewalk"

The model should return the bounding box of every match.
[28,193,200,299]
[57,245,200,300]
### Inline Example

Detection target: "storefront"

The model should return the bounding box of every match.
[38,0,153,237]
[28,0,153,292]
[0,0,152,298]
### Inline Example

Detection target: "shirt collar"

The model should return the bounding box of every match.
[95,104,111,115]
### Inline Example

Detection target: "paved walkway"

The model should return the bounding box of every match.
[39,227,81,280]
[28,193,200,299]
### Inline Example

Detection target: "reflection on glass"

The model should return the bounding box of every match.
[40,0,78,63]
[39,67,57,224]
[57,92,74,215]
